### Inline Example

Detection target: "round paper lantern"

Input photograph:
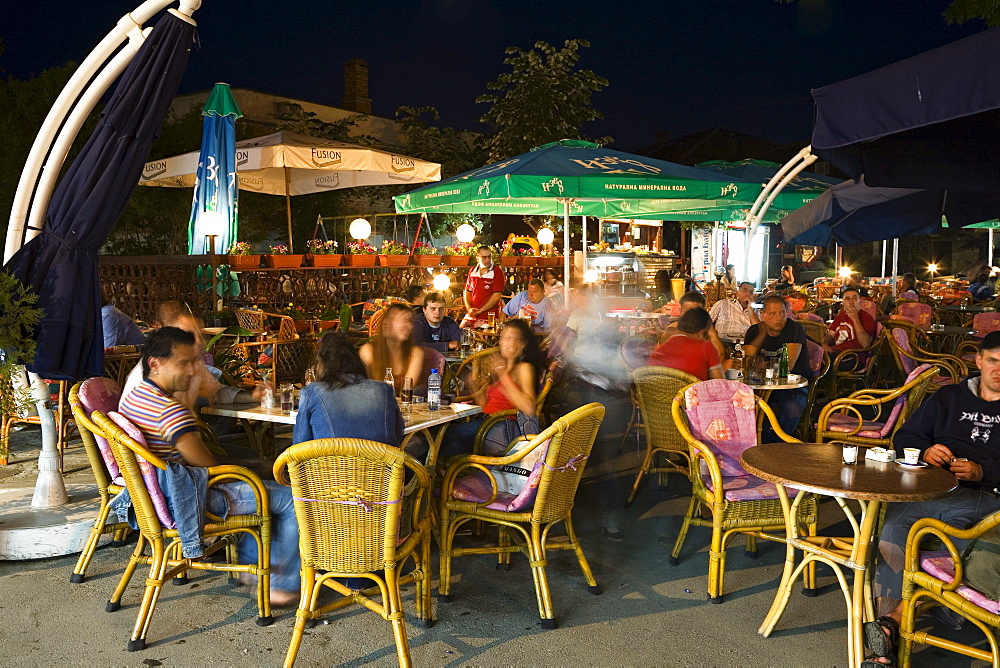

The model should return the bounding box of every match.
[456,223,476,243]
[432,273,451,291]
[537,227,554,246]
[349,218,371,240]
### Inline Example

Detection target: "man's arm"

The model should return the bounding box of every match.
[501,293,520,317]
[742,325,765,360]
[479,290,503,314]
[174,431,219,467]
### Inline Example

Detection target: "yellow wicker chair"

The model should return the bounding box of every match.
[0,377,75,466]
[815,364,938,449]
[623,366,699,508]
[671,380,818,603]
[452,347,499,401]
[274,438,433,668]
[829,330,887,398]
[230,337,319,385]
[438,402,606,629]
[884,327,964,390]
[103,345,144,387]
[94,412,273,652]
[235,307,299,340]
[797,319,829,345]
[900,511,1000,667]
[67,381,131,583]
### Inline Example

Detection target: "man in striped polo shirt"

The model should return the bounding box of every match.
[119,327,300,607]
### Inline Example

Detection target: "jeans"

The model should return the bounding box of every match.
[761,387,807,442]
[216,480,301,592]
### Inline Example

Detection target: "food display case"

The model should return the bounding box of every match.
[574,250,680,297]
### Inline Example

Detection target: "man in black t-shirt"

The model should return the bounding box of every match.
[743,294,811,439]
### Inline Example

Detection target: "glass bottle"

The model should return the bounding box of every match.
[383,367,395,394]
[779,344,789,378]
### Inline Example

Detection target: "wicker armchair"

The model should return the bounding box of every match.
[470,368,555,455]
[452,347,499,401]
[0,377,75,467]
[885,328,963,390]
[618,336,658,449]
[671,379,818,603]
[900,511,1000,666]
[94,411,273,652]
[956,312,1000,367]
[103,345,143,387]
[274,438,433,668]
[623,366,699,508]
[829,330,887,398]
[794,341,832,441]
[234,307,299,340]
[230,337,319,385]
[438,402,605,628]
[797,319,829,345]
[815,364,938,449]
[67,379,131,583]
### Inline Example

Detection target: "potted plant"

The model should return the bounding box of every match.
[344,240,378,267]
[280,305,312,334]
[499,241,519,267]
[443,241,476,266]
[305,239,341,267]
[0,274,44,465]
[538,247,563,267]
[226,241,261,270]
[378,239,409,267]
[411,241,440,266]
[516,246,537,267]
[264,244,304,269]
[202,310,236,328]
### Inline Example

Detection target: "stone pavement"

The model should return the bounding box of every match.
[0,420,988,666]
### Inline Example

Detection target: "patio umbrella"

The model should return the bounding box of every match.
[2,11,197,380]
[187,83,242,255]
[141,131,441,251]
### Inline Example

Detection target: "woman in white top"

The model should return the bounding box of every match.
[542,268,564,305]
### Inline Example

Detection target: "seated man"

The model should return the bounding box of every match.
[411,291,462,353]
[101,288,144,349]
[648,308,723,380]
[502,278,558,330]
[743,295,812,439]
[866,332,1000,666]
[967,272,995,302]
[708,281,759,341]
[118,327,300,607]
[823,286,877,370]
[661,291,725,358]
[405,283,426,309]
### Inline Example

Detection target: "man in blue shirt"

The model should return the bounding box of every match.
[967,273,995,301]
[502,279,557,330]
[101,289,144,348]
[412,292,462,352]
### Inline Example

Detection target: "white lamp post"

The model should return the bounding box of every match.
[456,223,475,243]
[432,273,451,292]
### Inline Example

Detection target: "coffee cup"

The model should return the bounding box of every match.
[903,448,921,465]
[725,368,741,380]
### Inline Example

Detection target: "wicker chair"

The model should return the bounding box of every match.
[94,411,273,651]
[618,336,658,449]
[815,364,938,449]
[829,330,886,398]
[797,318,829,345]
[470,368,555,455]
[900,511,1000,666]
[438,402,605,628]
[956,312,1000,367]
[452,347,499,401]
[274,438,433,668]
[893,300,936,328]
[623,366,699,508]
[671,379,819,603]
[103,345,144,387]
[67,379,131,583]
[794,341,832,441]
[885,328,964,390]
[230,337,319,385]
[234,308,299,340]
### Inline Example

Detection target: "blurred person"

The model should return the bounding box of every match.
[648,308,723,380]
[438,319,542,457]
[839,273,870,298]
[117,327,300,607]
[541,267,564,307]
[743,295,812,439]
[101,286,144,349]
[502,278,558,330]
[824,286,877,370]
[708,281,759,340]
[405,284,426,309]
[462,245,506,327]
[412,292,462,352]
[773,265,796,292]
[967,273,995,301]
[898,273,920,301]
[359,304,424,394]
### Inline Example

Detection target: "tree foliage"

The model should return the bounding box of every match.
[943,0,1000,25]
[0,272,44,420]
[476,39,611,163]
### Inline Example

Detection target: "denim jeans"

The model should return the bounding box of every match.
[216,480,300,592]
[761,387,808,442]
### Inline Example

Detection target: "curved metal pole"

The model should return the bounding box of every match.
[562,199,572,304]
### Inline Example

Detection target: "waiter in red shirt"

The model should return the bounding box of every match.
[462,245,506,327]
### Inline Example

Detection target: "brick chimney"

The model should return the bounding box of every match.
[342,59,372,114]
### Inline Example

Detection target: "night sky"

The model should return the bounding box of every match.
[1,0,984,152]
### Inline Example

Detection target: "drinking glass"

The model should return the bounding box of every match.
[279,383,294,412]
[487,312,496,329]
[400,377,413,413]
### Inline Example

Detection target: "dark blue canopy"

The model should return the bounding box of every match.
[811,28,1000,191]
[3,13,197,380]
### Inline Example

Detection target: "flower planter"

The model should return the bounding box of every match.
[500,256,519,267]
[378,254,409,267]
[316,320,338,332]
[538,256,562,267]
[518,256,538,267]
[227,254,262,270]
[442,255,472,267]
[344,254,377,267]
[263,254,303,269]
[292,319,313,334]
[306,254,342,267]
[414,254,441,267]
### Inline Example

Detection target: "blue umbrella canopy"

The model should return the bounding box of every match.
[3,12,197,380]
[187,83,242,255]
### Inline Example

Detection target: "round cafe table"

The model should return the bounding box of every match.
[922,325,974,354]
[740,443,957,668]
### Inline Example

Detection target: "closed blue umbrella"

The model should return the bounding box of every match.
[187,82,242,255]
[3,12,197,380]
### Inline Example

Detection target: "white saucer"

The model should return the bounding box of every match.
[896,460,927,468]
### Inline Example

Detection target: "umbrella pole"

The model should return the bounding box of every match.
[284,167,293,252]
[581,215,587,281]
[28,372,68,508]
[990,229,995,267]
[892,238,899,292]
[881,240,887,278]
[563,200,571,304]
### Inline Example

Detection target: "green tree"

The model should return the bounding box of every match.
[476,39,611,163]
[943,0,1000,25]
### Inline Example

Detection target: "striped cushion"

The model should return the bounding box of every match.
[108,412,175,529]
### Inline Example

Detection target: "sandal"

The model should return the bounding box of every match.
[862,615,899,667]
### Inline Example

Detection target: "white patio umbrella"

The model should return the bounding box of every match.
[139,131,441,251]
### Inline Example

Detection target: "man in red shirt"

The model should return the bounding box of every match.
[462,245,506,327]
[823,286,877,370]
[648,308,723,380]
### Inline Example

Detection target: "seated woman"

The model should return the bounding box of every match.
[439,318,545,457]
[647,307,724,380]
[293,332,404,448]
[542,268,564,305]
[359,304,425,393]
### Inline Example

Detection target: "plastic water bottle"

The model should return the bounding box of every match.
[261,372,276,409]
[427,368,442,411]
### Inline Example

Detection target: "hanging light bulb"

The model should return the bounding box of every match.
[584,269,599,284]
[537,227,554,246]
[456,223,476,243]
[432,273,451,291]
[349,218,371,240]
[838,266,852,279]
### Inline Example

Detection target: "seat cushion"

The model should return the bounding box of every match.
[78,377,123,480]
[919,550,1000,614]
[684,380,758,478]
[108,412,175,529]
[702,473,782,502]
[452,439,550,512]
[824,413,889,439]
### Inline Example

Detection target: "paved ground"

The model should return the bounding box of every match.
[0,400,992,667]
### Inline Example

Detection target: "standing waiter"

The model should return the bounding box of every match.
[462,245,506,327]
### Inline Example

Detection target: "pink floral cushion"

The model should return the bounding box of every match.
[892,328,918,375]
[700,473,782,501]
[896,302,933,328]
[919,550,1000,614]
[806,340,824,374]
[973,312,1000,339]
[107,412,175,529]
[77,377,123,481]
[825,413,888,438]
[684,379,758,478]
[860,299,878,319]
[452,439,550,512]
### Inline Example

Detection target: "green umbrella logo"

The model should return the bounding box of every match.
[541,177,564,194]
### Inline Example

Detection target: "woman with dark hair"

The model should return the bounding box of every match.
[648,307,723,380]
[359,303,424,393]
[774,265,796,292]
[439,318,544,456]
[293,332,403,447]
